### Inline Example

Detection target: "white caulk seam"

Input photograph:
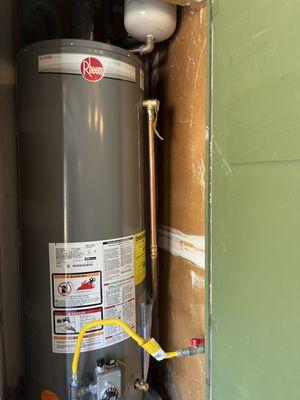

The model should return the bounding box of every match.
[158,225,205,269]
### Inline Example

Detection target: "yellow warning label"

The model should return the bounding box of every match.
[41,390,60,400]
[134,231,146,285]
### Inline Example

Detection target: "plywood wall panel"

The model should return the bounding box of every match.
[150,4,206,399]
[154,5,206,237]
[158,251,205,399]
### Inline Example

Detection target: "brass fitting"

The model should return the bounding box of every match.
[134,378,150,392]
[143,99,159,113]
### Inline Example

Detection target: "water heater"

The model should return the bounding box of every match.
[17,39,146,400]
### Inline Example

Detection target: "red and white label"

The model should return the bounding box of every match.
[52,271,102,309]
[49,236,136,354]
[80,57,104,82]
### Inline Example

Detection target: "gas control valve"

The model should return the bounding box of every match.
[96,360,121,400]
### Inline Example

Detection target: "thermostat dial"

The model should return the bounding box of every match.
[101,387,120,400]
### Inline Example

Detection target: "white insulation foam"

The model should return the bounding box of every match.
[158,225,205,269]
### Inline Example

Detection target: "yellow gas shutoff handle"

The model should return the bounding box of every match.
[71,319,178,380]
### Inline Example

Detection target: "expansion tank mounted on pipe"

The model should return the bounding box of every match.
[125,0,177,54]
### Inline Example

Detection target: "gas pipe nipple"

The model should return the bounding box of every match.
[177,338,206,358]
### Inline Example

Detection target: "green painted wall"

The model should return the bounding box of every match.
[209,1,300,399]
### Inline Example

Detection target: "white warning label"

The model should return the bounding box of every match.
[49,235,138,354]
[52,241,100,270]
[53,308,103,335]
[103,237,134,282]
[52,271,102,308]
[53,307,105,353]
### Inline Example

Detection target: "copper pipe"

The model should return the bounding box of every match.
[143,99,159,305]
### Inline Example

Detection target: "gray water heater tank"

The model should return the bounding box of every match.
[17,39,146,400]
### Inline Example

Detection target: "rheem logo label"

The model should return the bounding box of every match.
[80,57,104,82]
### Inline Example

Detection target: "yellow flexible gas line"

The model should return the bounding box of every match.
[165,352,178,359]
[71,319,178,378]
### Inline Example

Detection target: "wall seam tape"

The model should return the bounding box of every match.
[158,225,205,269]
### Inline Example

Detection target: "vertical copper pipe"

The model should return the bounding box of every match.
[143,100,159,306]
